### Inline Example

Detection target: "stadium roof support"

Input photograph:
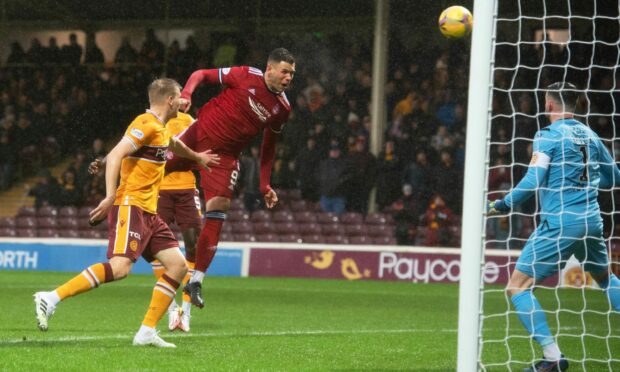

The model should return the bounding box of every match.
[368,0,389,212]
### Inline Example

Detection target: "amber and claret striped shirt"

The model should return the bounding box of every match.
[114,110,170,214]
[160,112,197,191]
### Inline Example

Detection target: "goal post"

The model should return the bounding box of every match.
[457,0,498,371]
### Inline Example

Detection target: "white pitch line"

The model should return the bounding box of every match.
[0,328,454,345]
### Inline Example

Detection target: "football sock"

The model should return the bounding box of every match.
[542,343,562,362]
[194,211,225,274]
[598,273,620,311]
[55,263,113,302]
[142,274,180,328]
[151,260,166,280]
[511,290,555,348]
[182,261,195,304]
[190,270,205,284]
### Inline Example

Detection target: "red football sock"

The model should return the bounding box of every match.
[194,211,225,273]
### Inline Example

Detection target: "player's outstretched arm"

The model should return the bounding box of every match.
[89,139,135,224]
[180,69,221,110]
[169,137,220,171]
[259,125,281,208]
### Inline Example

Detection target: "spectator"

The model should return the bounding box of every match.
[0,133,16,189]
[26,38,45,65]
[46,37,62,64]
[140,28,165,64]
[58,169,82,206]
[28,169,62,208]
[239,145,262,212]
[115,36,138,64]
[318,144,350,214]
[346,136,376,214]
[434,150,462,213]
[420,194,455,246]
[295,136,322,202]
[212,36,237,67]
[270,145,295,190]
[61,33,82,65]
[84,32,104,64]
[391,184,419,245]
[402,151,433,208]
[376,140,401,210]
[7,42,26,64]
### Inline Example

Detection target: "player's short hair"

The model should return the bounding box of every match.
[268,48,295,65]
[546,82,579,111]
[148,78,181,104]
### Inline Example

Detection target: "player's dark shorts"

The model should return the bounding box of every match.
[199,155,241,200]
[158,189,202,230]
[107,205,179,262]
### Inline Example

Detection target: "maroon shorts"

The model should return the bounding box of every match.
[199,155,241,200]
[107,205,179,263]
[157,189,202,229]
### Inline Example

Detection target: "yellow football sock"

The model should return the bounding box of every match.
[56,262,113,300]
[142,274,180,328]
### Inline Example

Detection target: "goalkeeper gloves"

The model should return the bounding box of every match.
[487,199,508,216]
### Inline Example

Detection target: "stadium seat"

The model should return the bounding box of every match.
[344,224,365,236]
[79,229,106,239]
[415,226,429,246]
[221,223,233,233]
[276,222,300,235]
[298,223,322,235]
[233,233,256,242]
[288,189,302,200]
[220,232,233,242]
[94,219,109,231]
[231,221,254,234]
[229,198,244,211]
[293,211,317,223]
[251,210,272,222]
[368,224,395,237]
[321,223,344,236]
[37,217,58,229]
[17,228,37,238]
[316,212,339,224]
[16,216,37,228]
[0,217,16,228]
[228,210,250,222]
[279,234,302,243]
[290,200,308,211]
[78,206,93,217]
[340,212,364,225]
[253,221,277,234]
[364,212,394,225]
[59,206,79,217]
[37,228,59,238]
[272,211,294,223]
[325,235,348,245]
[37,206,59,217]
[255,233,280,243]
[373,236,397,245]
[301,234,325,244]
[349,235,372,245]
[59,229,81,238]
[17,206,36,216]
[0,227,16,237]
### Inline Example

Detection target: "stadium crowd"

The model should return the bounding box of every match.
[1,30,473,246]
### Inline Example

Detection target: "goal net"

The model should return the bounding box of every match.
[473,1,620,370]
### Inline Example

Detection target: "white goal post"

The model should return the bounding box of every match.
[457,0,498,371]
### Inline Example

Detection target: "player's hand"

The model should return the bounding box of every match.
[264,187,278,209]
[179,98,191,113]
[89,196,114,226]
[487,200,499,216]
[88,158,102,175]
[195,149,220,172]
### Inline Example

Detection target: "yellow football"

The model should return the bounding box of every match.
[438,5,473,38]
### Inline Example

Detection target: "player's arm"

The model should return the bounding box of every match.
[89,138,136,224]
[179,69,223,111]
[259,124,282,208]
[488,130,553,214]
[169,136,220,171]
[597,138,620,189]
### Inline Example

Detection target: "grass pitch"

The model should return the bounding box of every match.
[0,271,618,371]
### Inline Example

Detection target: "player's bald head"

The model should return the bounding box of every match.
[148,78,181,105]
[546,82,578,112]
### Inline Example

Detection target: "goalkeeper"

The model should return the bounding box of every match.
[488,82,620,372]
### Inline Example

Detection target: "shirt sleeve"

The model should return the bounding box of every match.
[502,129,553,208]
[219,66,248,88]
[123,120,155,150]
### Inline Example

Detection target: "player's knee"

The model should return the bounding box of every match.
[109,257,133,280]
[168,258,188,282]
